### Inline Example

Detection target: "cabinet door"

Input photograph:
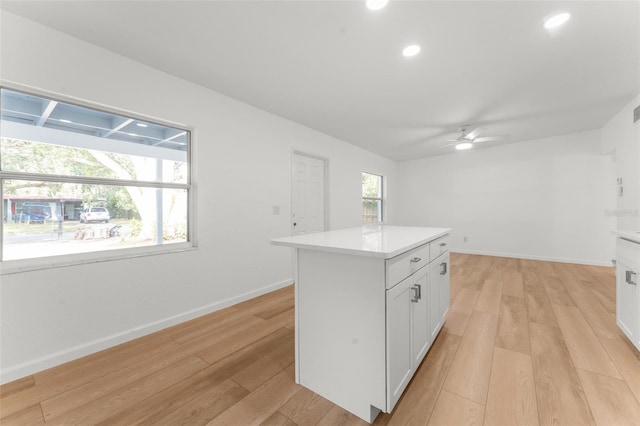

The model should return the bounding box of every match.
[386,276,413,411]
[438,253,450,321]
[617,260,639,345]
[412,268,430,367]
[429,260,443,342]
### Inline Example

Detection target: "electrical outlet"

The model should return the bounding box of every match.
[272,205,280,215]
[463,236,468,243]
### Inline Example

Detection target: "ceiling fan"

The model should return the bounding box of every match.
[441,125,505,150]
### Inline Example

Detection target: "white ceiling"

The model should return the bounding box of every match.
[2,0,639,161]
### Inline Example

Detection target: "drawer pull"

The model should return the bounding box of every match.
[411,285,420,302]
[626,270,637,285]
[440,242,447,247]
[440,262,447,275]
[410,257,422,263]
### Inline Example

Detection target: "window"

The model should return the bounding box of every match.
[0,87,191,263]
[362,172,383,223]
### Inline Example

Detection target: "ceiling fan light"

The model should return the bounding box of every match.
[455,142,473,151]
[366,0,389,11]
[402,44,421,57]
[544,12,570,29]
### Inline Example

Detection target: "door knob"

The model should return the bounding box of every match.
[293,222,297,226]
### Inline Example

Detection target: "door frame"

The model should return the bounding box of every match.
[291,150,330,235]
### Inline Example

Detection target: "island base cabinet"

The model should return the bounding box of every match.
[278,229,451,424]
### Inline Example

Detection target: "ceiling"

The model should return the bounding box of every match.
[1,0,638,161]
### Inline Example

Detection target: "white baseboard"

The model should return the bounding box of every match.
[451,248,614,267]
[0,279,293,385]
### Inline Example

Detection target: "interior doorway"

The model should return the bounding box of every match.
[292,152,328,235]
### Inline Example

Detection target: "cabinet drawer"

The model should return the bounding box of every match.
[430,235,450,261]
[386,244,430,289]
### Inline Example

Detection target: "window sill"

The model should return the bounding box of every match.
[0,242,197,276]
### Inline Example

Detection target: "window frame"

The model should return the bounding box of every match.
[0,84,196,274]
[362,171,384,224]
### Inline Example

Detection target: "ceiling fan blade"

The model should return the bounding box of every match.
[473,136,505,143]
[423,138,458,144]
[464,126,485,140]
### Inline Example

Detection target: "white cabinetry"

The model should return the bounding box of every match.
[386,273,416,409]
[429,252,450,342]
[616,237,640,351]
[386,267,429,410]
[272,226,451,423]
[412,269,430,368]
[385,241,451,412]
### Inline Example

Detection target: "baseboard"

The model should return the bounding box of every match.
[451,248,614,267]
[0,279,293,385]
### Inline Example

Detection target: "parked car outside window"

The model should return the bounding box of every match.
[20,203,52,224]
[80,207,110,223]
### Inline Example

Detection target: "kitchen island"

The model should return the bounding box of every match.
[271,225,451,423]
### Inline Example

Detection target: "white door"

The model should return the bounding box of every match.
[292,153,326,235]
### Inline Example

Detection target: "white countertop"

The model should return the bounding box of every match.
[613,230,640,244]
[271,225,451,259]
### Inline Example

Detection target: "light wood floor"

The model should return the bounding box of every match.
[2,254,640,425]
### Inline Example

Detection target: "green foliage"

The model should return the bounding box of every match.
[1,138,138,217]
[362,172,382,198]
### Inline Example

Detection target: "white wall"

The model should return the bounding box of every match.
[397,130,617,265]
[602,94,640,231]
[0,12,400,383]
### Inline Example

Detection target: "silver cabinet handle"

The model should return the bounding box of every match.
[411,285,420,303]
[410,257,422,263]
[440,242,447,247]
[440,262,447,275]
[626,270,637,285]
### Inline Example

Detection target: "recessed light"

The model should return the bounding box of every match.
[402,44,421,57]
[455,142,473,151]
[366,0,388,11]
[59,119,72,123]
[544,12,570,29]
[136,123,148,128]
[129,133,138,137]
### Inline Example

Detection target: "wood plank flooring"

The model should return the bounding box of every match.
[1,254,639,425]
